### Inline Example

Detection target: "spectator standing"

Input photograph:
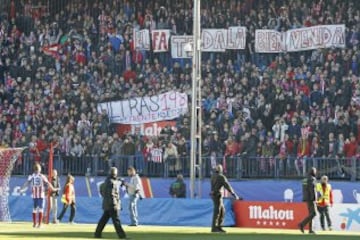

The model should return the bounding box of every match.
[121,136,136,174]
[163,141,179,178]
[110,133,123,170]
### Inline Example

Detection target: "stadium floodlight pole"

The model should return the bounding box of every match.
[189,0,202,199]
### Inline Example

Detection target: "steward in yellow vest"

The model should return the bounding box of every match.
[315,175,333,231]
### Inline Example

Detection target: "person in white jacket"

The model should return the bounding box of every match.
[272,117,288,142]
[125,167,144,226]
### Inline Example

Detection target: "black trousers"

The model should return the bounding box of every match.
[317,205,332,229]
[95,208,126,238]
[211,195,225,230]
[57,202,76,222]
[300,201,316,231]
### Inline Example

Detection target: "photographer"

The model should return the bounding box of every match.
[125,167,144,226]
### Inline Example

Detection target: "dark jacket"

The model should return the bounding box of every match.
[210,172,235,198]
[100,176,121,211]
[302,175,317,202]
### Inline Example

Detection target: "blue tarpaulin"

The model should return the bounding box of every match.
[9,196,235,227]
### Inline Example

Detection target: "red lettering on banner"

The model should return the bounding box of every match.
[152,31,159,50]
[153,32,168,51]
[160,93,170,111]
[256,31,281,52]
[322,27,332,44]
[227,27,246,49]
[202,31,213,50]
[289,30,301,50]
[214,30,226,50]
[169,91,177,107]
[332,27,345,45]
[179,93,187,106]
[172,37,186,57]
[233,201,308,229]
[159,32,168,50]
[308,28,320,47]
[256,32,265,51]
[270,32,281,51]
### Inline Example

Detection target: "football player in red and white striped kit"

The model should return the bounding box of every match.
[20,163,55,228]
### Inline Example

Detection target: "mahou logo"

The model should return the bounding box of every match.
[249,205,294,220]
[234,201,308,229]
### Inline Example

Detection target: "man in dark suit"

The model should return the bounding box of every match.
[298,167,317,234]
[210,164,241,233]
[94,167,127,239]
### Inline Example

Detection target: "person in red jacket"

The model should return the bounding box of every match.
[344,134,359,169]
[344,134,358,158]
[123,66,136,82]
[57,175,76,224]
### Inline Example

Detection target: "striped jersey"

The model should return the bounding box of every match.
[27,173,49,198]
[150,148,163,163]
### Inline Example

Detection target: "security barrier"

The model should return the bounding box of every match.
[9,196,235,227]
[12,152,359,181]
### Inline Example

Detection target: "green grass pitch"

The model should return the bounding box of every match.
[0,222,359,240]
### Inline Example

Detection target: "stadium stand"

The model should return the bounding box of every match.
[0,0,359,179]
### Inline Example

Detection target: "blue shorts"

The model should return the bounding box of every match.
[33,198,44,210]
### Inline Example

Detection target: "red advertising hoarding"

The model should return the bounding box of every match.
[234,201,308,229]
[116,121,177,137]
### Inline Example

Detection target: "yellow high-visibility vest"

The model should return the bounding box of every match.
[316,183,332,205]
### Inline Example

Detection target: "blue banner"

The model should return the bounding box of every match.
[9,177,360,203]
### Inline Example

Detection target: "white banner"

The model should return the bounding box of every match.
[202,29,227,52]
[314,204,360,232]
[171,35,193,58]
[152,29,170,52]
[286,24,345,52]
[227,26,247,49]
[133,29,150,50]
[97,91,188,124]
[255,24,345,53]
[255,29,284,53]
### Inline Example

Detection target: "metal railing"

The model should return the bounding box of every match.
[12,152,359,181]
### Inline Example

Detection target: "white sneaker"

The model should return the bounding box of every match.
[69,221,76,225]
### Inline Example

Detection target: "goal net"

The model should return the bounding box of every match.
[0,148,24,222]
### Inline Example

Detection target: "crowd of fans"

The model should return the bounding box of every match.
[0,0,359,177]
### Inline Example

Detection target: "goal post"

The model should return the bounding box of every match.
[0,148,25,222]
